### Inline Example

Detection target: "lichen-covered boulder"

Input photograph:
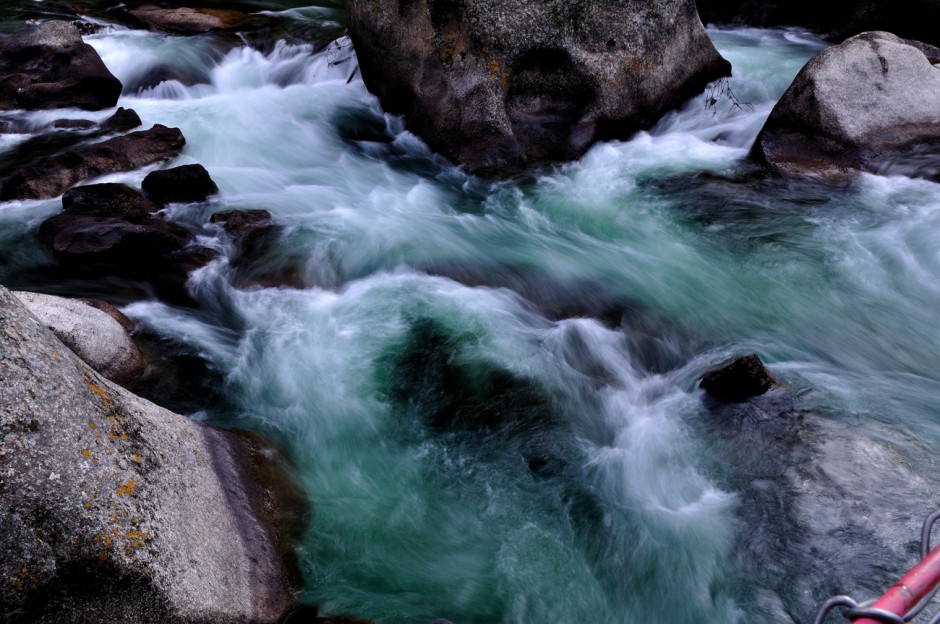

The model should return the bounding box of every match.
[13,291,146,385]
[0,284,301,622]
[346,0,730,173]
[0,21,122,112]
[751,32,940,180]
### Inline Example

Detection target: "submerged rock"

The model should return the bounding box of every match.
[1,124,185,201]
[142,164,219,205]
[700,353,776,402]
[752,32,940,181]
[346,0,730,173]
[13,290,146,385]
[0,284,301,622]
[0,21,122,112]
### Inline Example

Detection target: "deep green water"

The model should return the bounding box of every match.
[3,4,940,623]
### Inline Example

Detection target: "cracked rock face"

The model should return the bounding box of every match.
[0,285,301,623]
[346,0,730,174]
[752,31,940,180]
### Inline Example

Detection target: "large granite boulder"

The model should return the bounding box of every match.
[0,21,122,112]
[695,0,940,47]
[13,291,146,385]
[347,0,730,173]
[1,124,186,201]
[0,284,301,622]
[752,32,940,180]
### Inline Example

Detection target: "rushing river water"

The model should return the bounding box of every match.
[3,3,940,623]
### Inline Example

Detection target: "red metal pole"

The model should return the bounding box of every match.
[853,545,940,623]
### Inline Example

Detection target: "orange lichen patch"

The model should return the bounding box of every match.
[98,553,108,562]
[132,454,141,464]
[116,479,137,496]
[88,422,97,430]
[52,350,61,358]
[81,449,92,457]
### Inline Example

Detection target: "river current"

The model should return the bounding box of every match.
[2,3,940,623]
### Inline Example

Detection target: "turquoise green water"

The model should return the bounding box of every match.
[2,7,940,623]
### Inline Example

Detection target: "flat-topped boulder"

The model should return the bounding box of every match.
[0,21,122,112]
[752,32,940,181]
[0,284,302,622]
[346,0,730,173]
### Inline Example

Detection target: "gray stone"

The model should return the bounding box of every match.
[346,0,730,173]
[0,285,300,622]
[752,32,940,180]
[0,21,122,112]
[12,291,146,385]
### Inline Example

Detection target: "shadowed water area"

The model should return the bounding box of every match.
[2,3,940,623]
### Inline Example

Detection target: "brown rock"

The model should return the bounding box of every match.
[1,125,185,201]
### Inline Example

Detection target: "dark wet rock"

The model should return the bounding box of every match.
[0,108,142,184]
[700,353,776,402]
[209,210,301,290]
[0,21,121,111]
[0,284,302,623]
[13,290,146,385]
[210,208,273,239]
[142,163,219,205]
[128,5,252,33]
[1,124,185,201]
[52,118,97,130]
[347,0,730,173]
[60,182,160,219]
[37,183,215,305]
[752,32,940,181]
[696,0,940,47]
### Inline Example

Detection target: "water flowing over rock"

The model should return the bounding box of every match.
[751,32,940,181]
[0,285,301,623]
[695,0,940,47]
[346,0,730,173]
[700,353,776,401]
[13,291,146,385]
[0,21,122,112]
[0,125,186,201]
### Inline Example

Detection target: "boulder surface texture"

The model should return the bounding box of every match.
[0,21,122,111]
[13,291,146,385]
[347,0,730,173]
[752,32,940,179]
[0,285,298,623]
